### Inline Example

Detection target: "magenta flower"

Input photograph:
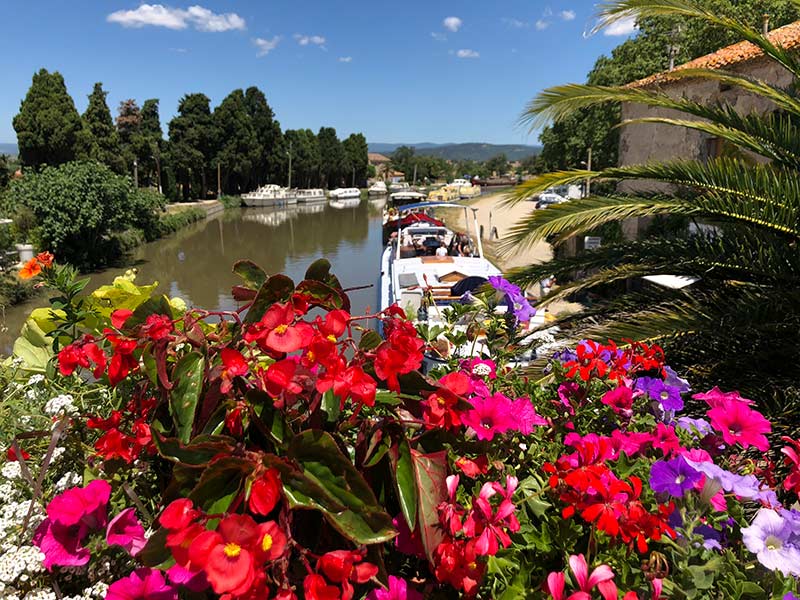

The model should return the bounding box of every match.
[461,393,515,441]
[47,479,111,529]
[366,575,423,600]
[707,398,771,451]
[106,568,178,600]
[166,564,209,593]
[32,519,91,569]
[511,397,548,434]
[107,508,147,557]
[33,479,112,570]
[694,386,754,408]
[601,386,633,415]
[545,554,617,600]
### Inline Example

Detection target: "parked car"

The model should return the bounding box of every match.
[535,192,568,209]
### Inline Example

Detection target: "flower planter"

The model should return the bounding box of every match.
[15,243,34,264]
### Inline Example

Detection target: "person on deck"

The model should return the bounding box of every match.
[436,242,448,257]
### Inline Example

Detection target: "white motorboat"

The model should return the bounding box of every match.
[368,181,388,196]
[329,187,361,200]
[380,201,501,320]
[241,185,296,207]
[389,181,410,193]
[294,188,326,203]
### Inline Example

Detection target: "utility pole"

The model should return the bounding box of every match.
[287,140,293,189]
[217,162,221,199]
[412,163,417,185]
[585,147,593,198]
[133,159,138,188]
[352,165,356,187]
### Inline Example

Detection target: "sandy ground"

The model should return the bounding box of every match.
[443,189,583,316]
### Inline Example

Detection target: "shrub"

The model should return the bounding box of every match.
[155,207,205,236]
[219,194,242,209]
[129,188,166,242]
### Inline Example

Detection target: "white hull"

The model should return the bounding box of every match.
[329,188,361,200]
[242,197,296,208]
[329,198,361,209]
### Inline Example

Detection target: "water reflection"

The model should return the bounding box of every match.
[0,201,383,354]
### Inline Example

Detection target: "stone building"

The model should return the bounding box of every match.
[617,20,800,245]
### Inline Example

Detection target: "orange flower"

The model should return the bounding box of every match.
[19,258,42,280]
[36,251,54,267]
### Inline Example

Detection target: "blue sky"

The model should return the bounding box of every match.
[0,1,637,145]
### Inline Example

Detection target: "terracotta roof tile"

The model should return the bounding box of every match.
[628,20,800,88]
[368,152,391,163]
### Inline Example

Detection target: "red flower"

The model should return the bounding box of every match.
[455,455,489,478]
[104,330,138,386]
[433,538,485,596]
[94,429,137,463]
[333,365,377,408]
[253,520,287,562]
[35,251,55,268]
[6,446,30,461]
[304,574,341,600]
[563,340,609,381]
[58,335,107,379]
[317,550,378,599]
[782,437,800,496]
[141,314,173,341]
[220,348,249,394]
[262,359,305,399]
[248,468,282,516]
[189,514,259,594]
[111,309,133,329]
[422,372,470,431]
[244,302,314,354]
[160,499,199,531]
[316,309,349,340]
[374,320,424,392]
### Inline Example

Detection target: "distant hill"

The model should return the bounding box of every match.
[368,142,540,162]
[0,143,18,157]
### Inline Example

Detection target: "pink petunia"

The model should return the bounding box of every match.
[106,508,147,557]
[46,479,111,530]
[707,399,771,452]
[106,568,178,600]
[366,575,423,600]
[32,519,90,570]
[461,393,515,441]
[511,397,548,435]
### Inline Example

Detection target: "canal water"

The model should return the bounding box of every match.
[0,199,387,354]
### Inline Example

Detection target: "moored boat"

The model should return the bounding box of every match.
[294,188,326,203]
[368,181,388,196]
[329,187,361,200]
[241,185,296,207]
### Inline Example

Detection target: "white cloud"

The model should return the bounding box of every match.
[338,56,352,63]
[560,10,576,21]
[603,15,638,36]
[456,48,479,59]
[535,19,550,31]
[107,4,245,31]
[170,47,189,53]
[543,7,553,18]
[443,16,462,32]
[294,33,326,47]
[503,17,528,29]
[253,36,280,57]
[431,31,447,41]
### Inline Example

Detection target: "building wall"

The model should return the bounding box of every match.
[618,56,794,237]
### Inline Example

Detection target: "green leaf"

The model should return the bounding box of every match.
[320,390,341,423]
[125,295,174,330]
[152,431,236,466]
[389,438,417,531]
[359,330,383,351]
[189,456,253,513]
[138,527,172,567]
[305,258,343,290]
[244,274,295,324]
[170,352,205,443]
[247,390,288,446]
[411,449,448,563]
[233,260,268,290]
[294,279,350,312]
[277,430,396,545]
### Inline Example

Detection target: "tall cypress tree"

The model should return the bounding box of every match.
[13,69,82,168]
[244,87,282,188]
[167,93,214,200]
[79,82,125,173]
[213,90,260,194]
[317,127,345,189]
[139,99,163,190]
[342,133,369,187]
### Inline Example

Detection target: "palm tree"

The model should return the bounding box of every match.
[504,0,800,419]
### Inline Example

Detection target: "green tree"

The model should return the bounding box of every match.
[78,83,125,174]
[285,129,321,188]
[213,89,260,194]
[3,161,161,268]
[317,127,345,188]
[244,87,283,188]
[116,99,142,176]
[139,99,164,190]
[13,69,82,169]
[342,133,369,187]
[167,93,215,200]
[0,155,9,190]
[508,0,800,413]
[485,153,509,176]
[390,146,415,181]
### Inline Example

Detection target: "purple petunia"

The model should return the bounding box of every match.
[650,456,701,497]
[636,377,685,412]
[676,416,713,437]
[684,459,779,507]
[664,366,691,394]
[488,276,536,323]
[742,509,800,576]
